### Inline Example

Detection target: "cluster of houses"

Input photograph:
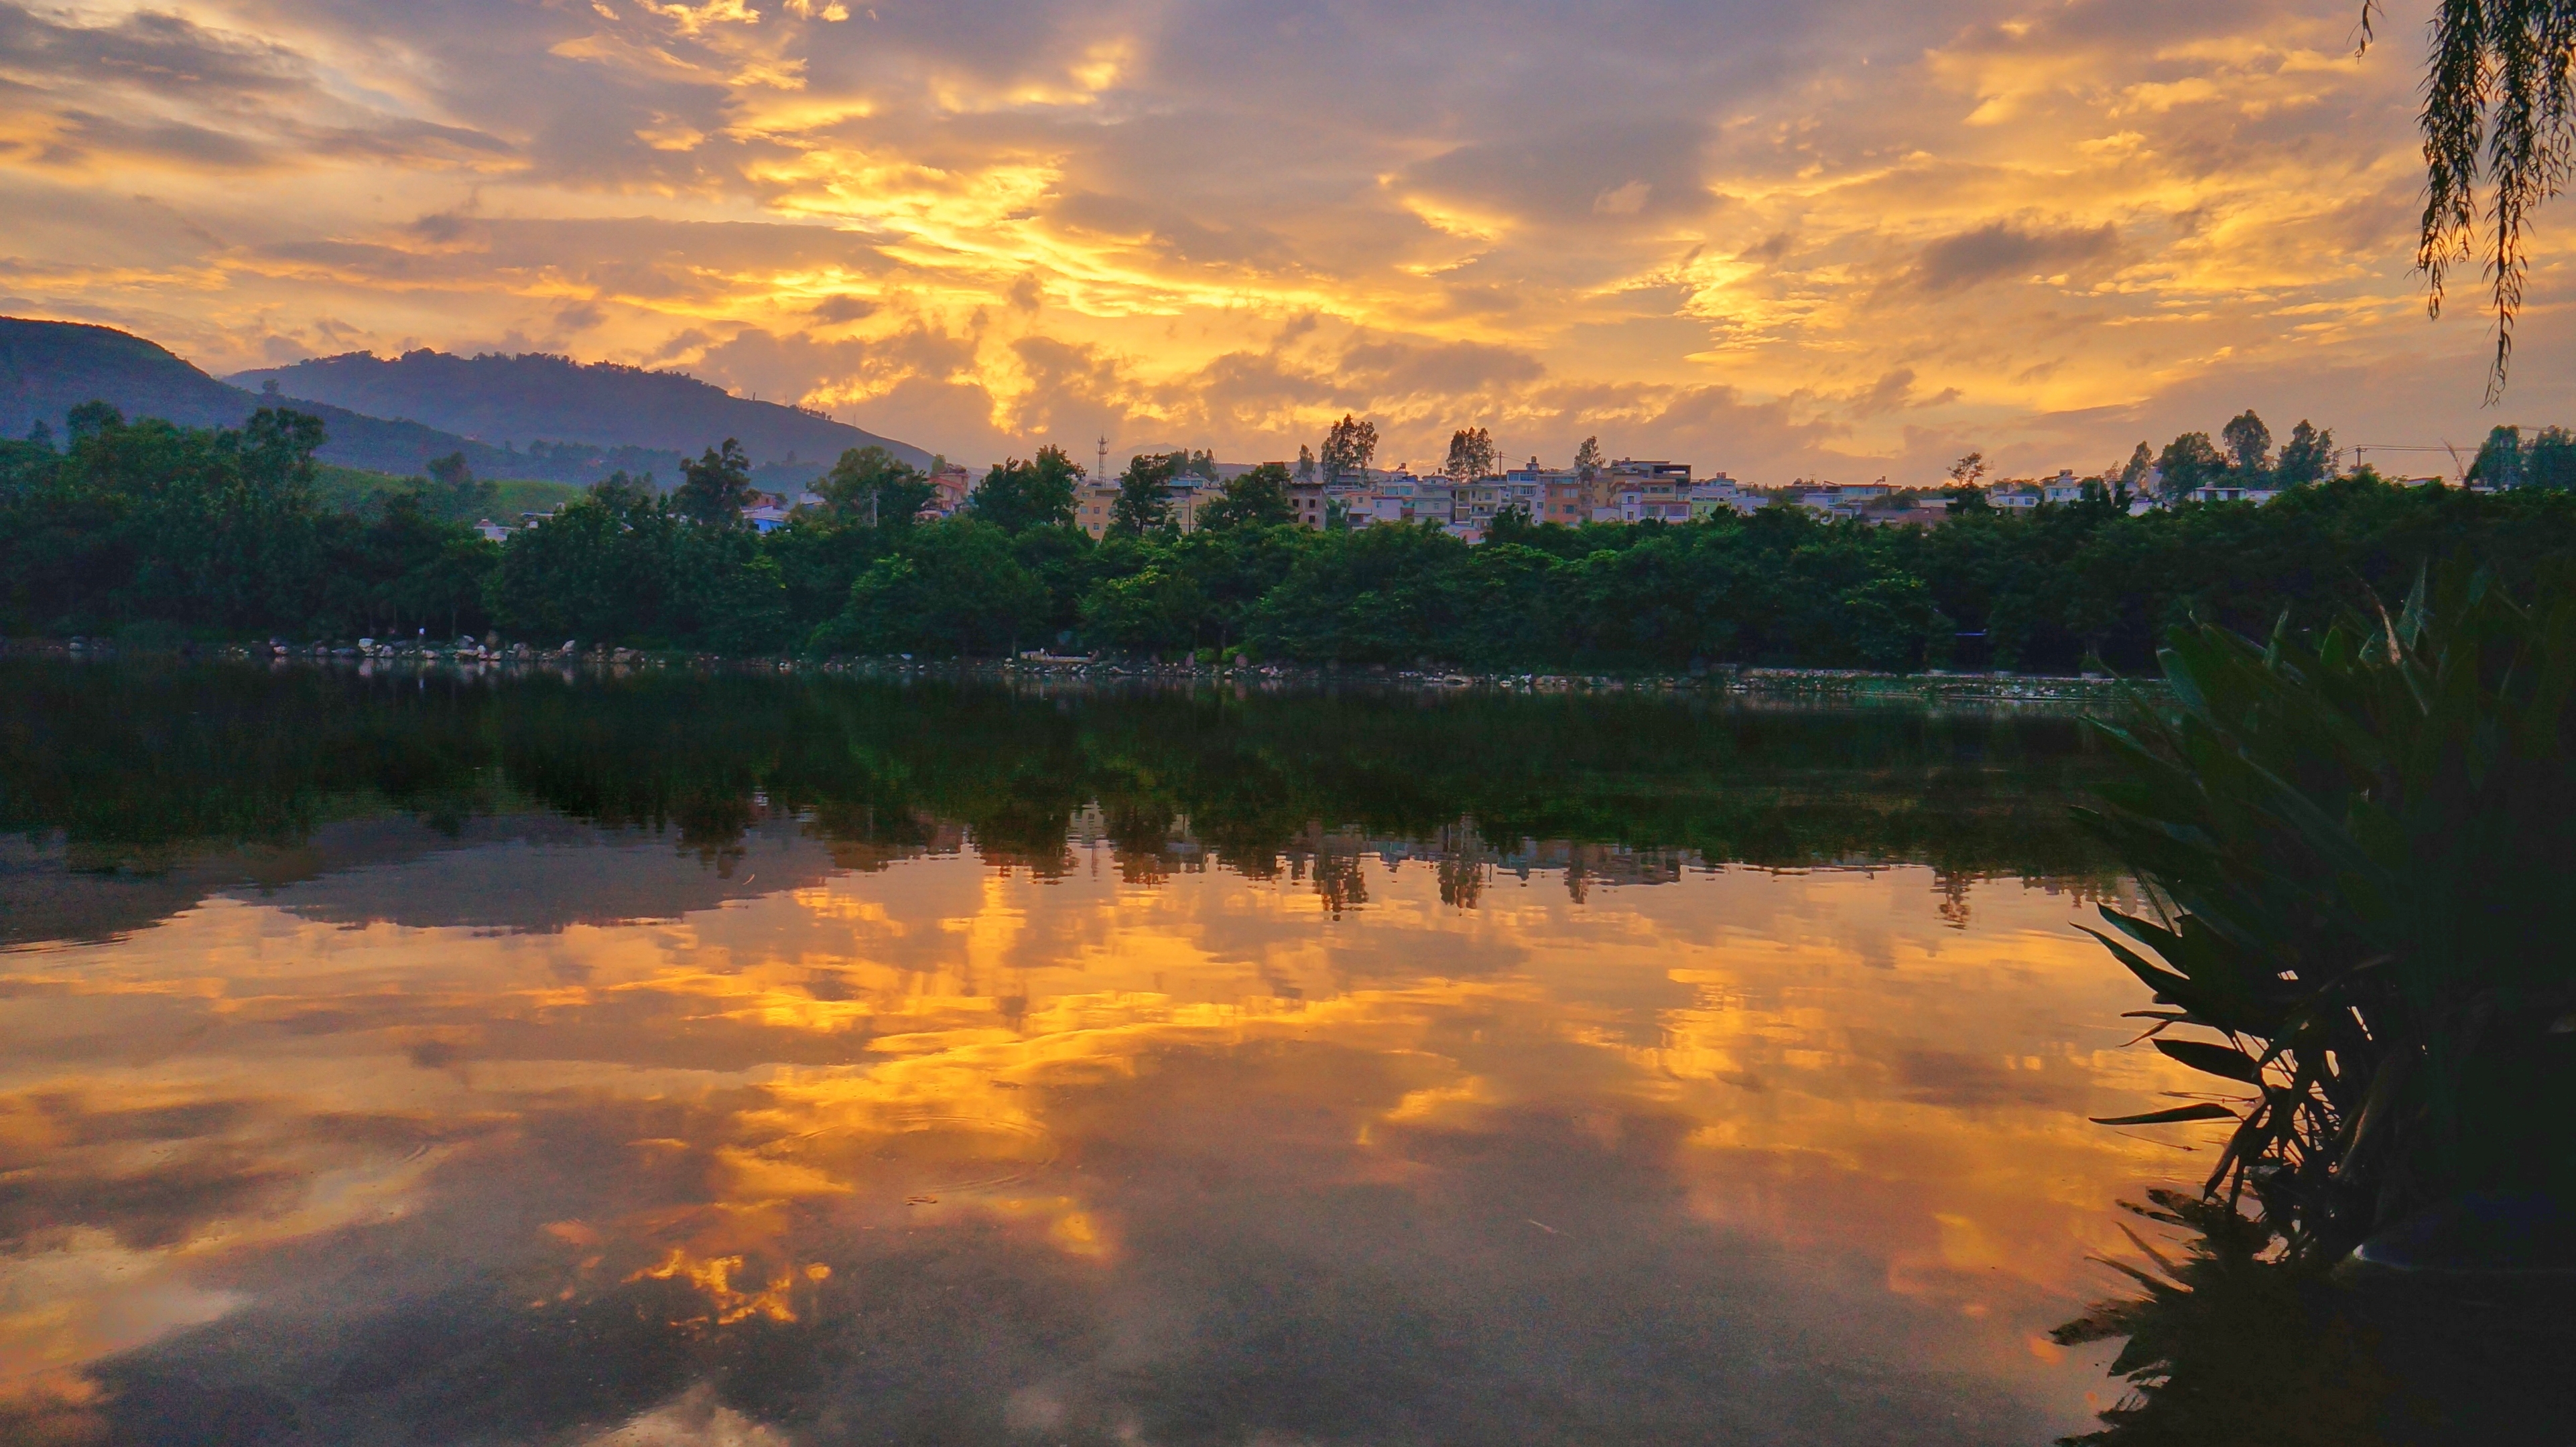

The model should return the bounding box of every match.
[474,448,2470,546]
[1070,458,1762,543]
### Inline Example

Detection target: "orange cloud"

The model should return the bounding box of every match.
[0,0,2557,480]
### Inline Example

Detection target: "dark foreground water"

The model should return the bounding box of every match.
[0,660,2219,1444]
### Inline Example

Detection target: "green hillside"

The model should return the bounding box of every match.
[311,464,584,520]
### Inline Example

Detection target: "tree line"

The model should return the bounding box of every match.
[7,401,2575,673]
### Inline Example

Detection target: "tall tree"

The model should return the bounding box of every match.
[819,445,933,529]
[969,444,1084,533]
[2157,432,2227,498]
[418,451,497,523]
[2116,441,2156,494]
[675,439,755,525]
[1443,426,1496,480]
[1943,450,1992,513]
[2275,420,2338,486]
[1198,461,1294,531]
[1295,444,1317,483]
[1109,452,1177,536]
[2219,411,2273,476]
[2526,425,2576,488]
[1573,435,1604,482]
[1319,415,1378,483]
[2471,425,2525,489]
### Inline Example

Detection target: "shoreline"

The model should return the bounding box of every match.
[3,636,2148,705]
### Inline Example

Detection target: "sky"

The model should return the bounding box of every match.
[3,0,2571,482]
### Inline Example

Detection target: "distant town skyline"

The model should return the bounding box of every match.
[2,0,2565,484]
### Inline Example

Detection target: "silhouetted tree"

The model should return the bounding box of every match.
[1319,415,1377,483]
[2275,421,2337,486]
[2158,432,2226,498]
[2219,411,2273,476]
[1110,452,1177,536]
[969,445,1084,533]
[675,439,754,525]
[1443,426,1496,480]
[1198,461,1294,531]
[819,445,932,529]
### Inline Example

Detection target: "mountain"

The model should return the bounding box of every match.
[0,317,558,481]
[229,349,933,474]
[0,318,932,490]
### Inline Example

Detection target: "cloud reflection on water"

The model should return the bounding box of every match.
[0,839,2201,1444]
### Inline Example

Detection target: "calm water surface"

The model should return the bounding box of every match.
[0,662,2211,1445]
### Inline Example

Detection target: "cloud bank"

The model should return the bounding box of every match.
[1,0,2563,480]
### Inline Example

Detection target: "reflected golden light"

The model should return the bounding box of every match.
[0,850,2207,1429]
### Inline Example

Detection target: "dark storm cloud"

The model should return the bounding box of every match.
[0,1,517,171]
[0,2,310,98]
[1907,220,2121,293]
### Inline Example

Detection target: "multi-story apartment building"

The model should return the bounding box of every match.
[1687,474,1757,518]
[1074,480,1121,537]
[1596,458,1693,522]
[925,463,974,518]
[1073,476,1215,537]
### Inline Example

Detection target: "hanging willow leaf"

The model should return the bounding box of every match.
[2381,0,2576,395]
[2091,1103,2242,1127]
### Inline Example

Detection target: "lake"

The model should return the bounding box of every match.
[1,660,2213,1444]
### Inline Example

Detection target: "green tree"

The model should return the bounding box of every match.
[2218,410,2272,476]
[1109,452,1177,537]
[2526,425,2576,488]
[674,439,754,525]
[1319,414,1378,483]
[2274,419,2337,486]
[1573,435,1604,482]
[2469,423,2576,490]
[1080,560,1208,653]
[1294,444,1317,483]
[1443,426,1496,480]
[1838,571,1950,671]
[818,445,933,529]
[812,519,1047,657]
[2115,442,2155,494]
[350,488,499,638]
[2156,432,2226,499]
[1197,461,1293,531]
[420,452,497,523]
[2471,425,2526,489]
[969,444,1084,533]
[487,474,680,642]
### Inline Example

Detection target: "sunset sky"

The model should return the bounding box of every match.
[4,0,2569,481]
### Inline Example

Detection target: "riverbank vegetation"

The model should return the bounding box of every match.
[2053,568,2576,1442]
[9,404,2576,674]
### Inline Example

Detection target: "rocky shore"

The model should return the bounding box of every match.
[6,634,2146,705]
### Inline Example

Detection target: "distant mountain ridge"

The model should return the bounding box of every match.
[0,316,539,480]
[0,318,931,489]
[231,349,931,474]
